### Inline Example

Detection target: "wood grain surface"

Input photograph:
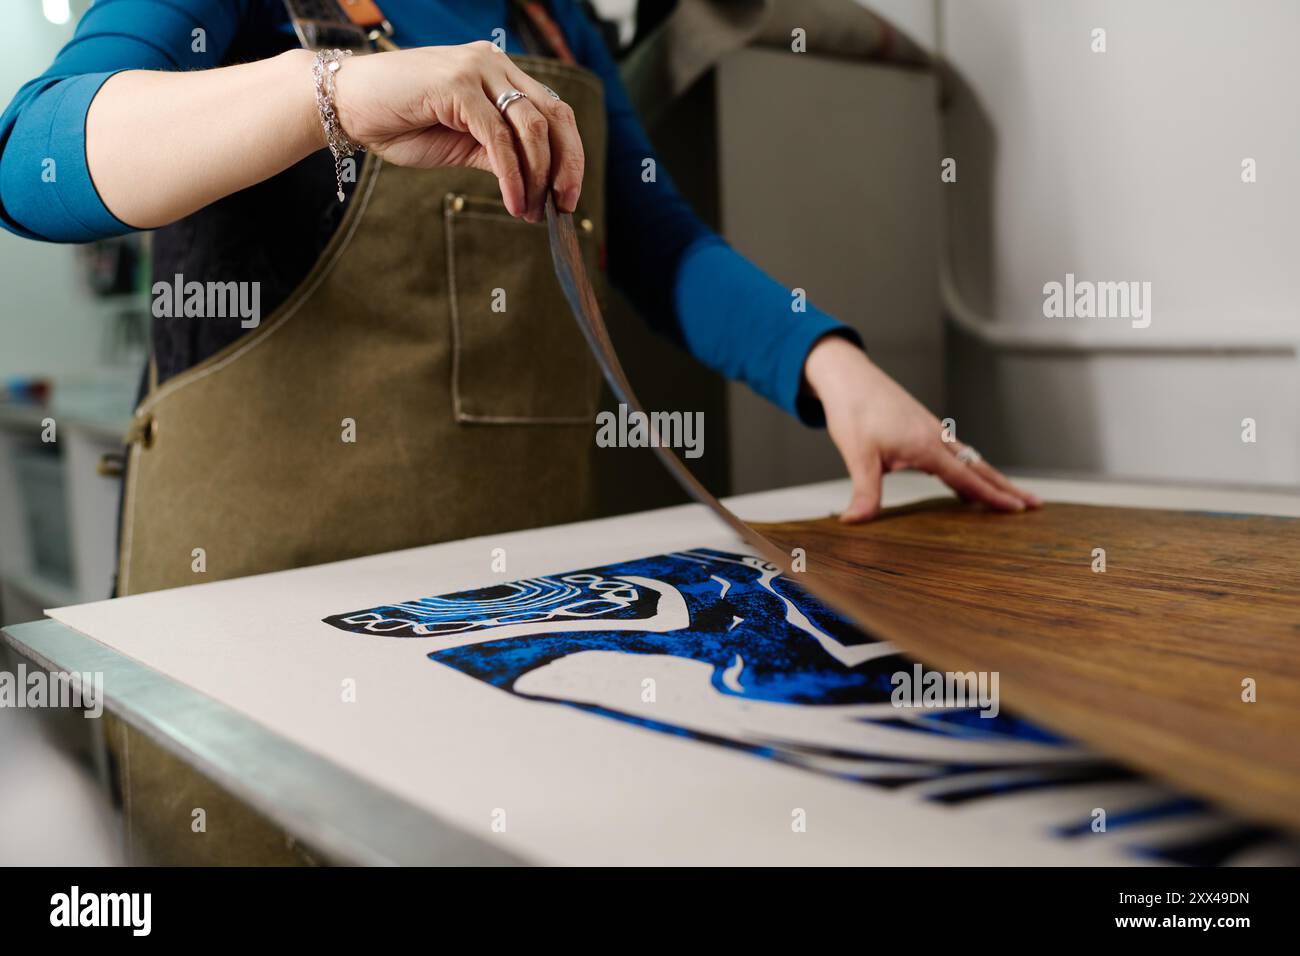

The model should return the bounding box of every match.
[751,499,1300,833]
[544,185,1300,834]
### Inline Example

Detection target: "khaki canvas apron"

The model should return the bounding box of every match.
[118,54,607,597]
[106,38,608,861]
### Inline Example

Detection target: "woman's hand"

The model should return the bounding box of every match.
[332,42,584,222]
[804,336,1042,522]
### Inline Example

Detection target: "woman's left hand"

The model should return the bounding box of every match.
[803,335,1042,522]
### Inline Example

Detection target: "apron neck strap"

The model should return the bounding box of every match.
[280,0,576,61]
[508,0,578,64]
[281,0,391,51]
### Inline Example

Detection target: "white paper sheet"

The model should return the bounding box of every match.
[48,474,1300,865]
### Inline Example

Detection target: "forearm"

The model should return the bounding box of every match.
[86,48,323,230]
[552,0,858,422]
[672,238,858,421]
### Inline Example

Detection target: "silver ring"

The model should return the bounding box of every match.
[495,89,527,114]
[541,84,560,100]
[956,445,983,465]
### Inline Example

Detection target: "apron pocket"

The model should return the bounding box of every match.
[445,192,601,424]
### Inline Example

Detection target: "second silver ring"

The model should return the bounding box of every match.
[495,88,528,114]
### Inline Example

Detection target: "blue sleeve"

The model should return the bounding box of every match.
[551,0,861,424]
[0,0,249,242]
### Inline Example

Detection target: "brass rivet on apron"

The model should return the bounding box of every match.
[451,195,465,213]
[125,413,157,449]
[580,218,594,233]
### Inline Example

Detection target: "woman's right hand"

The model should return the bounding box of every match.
[330,42,585,223]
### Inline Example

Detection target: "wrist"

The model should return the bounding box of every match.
[280,48,328,153]
[803,333,869,405]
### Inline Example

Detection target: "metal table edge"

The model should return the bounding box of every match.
[3,618,527,867]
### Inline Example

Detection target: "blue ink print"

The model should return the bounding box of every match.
[323,548,1293,865]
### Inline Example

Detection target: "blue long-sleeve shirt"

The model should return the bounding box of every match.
[0,0,854,421]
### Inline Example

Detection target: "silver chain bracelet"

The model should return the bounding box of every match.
[312,49,363,203]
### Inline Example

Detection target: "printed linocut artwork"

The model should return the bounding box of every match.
[324,548,1297,865]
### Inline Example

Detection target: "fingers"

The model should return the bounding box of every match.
[491,87,551,222]
[925,447,1028,513]
[459,93,527,218]
[504,66,585,213]
[968,457,1042,508]
[839,447,883,524]
[838,443,1040,521]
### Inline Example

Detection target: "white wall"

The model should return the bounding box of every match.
[940,0,1300,485]
[858,0,937,51]
[941,0,1298,338]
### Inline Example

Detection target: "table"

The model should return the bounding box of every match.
[6,473,1299,865]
